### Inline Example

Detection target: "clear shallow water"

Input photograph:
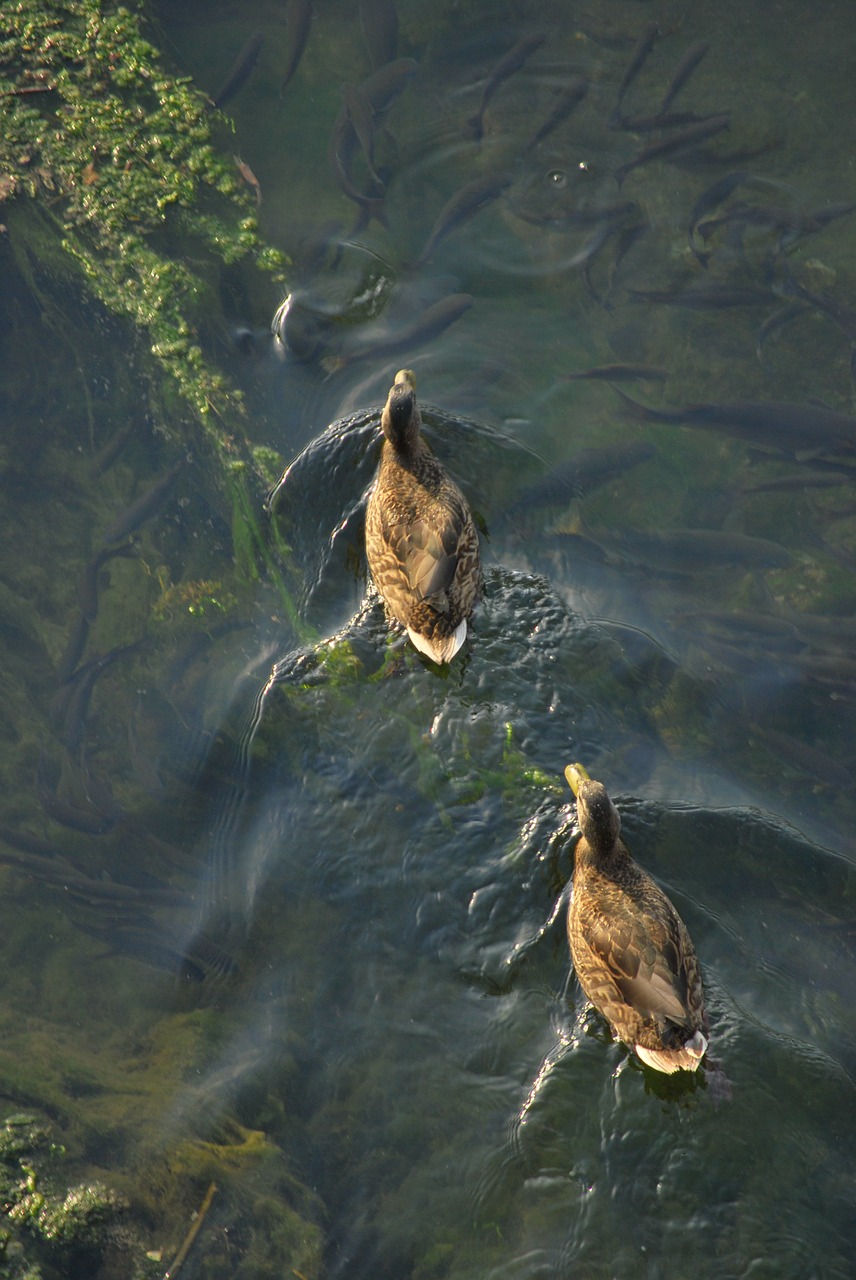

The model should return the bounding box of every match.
[2,0,856,1276]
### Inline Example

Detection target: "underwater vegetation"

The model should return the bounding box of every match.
[0,0,286,444]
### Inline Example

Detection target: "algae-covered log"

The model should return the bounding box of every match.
[0,0,287,447]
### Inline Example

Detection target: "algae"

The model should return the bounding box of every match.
[0,1112,158,1279]
[0,0,286,449]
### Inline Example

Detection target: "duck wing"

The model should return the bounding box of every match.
[579,907,696,1028]
[388,515,463,606]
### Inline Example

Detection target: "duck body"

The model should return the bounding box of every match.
[365,370,481,663]
[565,764,708,1074]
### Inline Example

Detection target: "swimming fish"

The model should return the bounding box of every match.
[611,387,856,457]
[323,293,473,372]
[656,41,709,118]
[281,0,312,93]
[526,76,589,150]
[614,114,730,187]
[359,0,398,71]
[610,20,659,126]
[415,170,512,266]
[102,458,185,544]
[469,33,545,141]
[212,32,263,110]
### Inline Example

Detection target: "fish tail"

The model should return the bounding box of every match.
[610,385,681,423]
[368,198,390,230]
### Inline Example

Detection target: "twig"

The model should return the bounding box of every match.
[164,1182,218,1279]
[0,84,56,97]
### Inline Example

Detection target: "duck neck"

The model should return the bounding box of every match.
[386,433,428,469]
[575,836,623,872]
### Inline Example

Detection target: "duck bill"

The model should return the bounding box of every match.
[564,762,591,795]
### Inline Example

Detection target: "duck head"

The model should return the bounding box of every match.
[381,368,421,451]
[565,762,621,853]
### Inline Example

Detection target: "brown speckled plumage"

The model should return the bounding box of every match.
[565,764,708,1074]
[365,370,481,663]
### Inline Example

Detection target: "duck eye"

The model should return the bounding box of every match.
[545,168,567,189]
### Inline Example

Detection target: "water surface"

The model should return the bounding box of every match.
[1,0,856,1275]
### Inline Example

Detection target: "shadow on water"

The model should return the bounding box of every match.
[2,0,856,1275]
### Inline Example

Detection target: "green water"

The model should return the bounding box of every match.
[1,0,855,1276]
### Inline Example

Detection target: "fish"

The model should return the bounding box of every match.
[526,76,589,149]
[328,105,386,223]
[56,608,90,685]
[610,20,659,126]
[563,521,793,573]
[611,386,856,457]
[784,273,856,345]
[36,751,121,835]
[561,363,668,383]
[415,170,512,266]
[742,469,852,494]
[750,723,854,789]
[102,458,185,544]
[127,708,165,797]
[359,56,418,114]
[755,301,812,367]
[507,182,638,232]
[696,200,856,251]
[686,169,752,262]
[613,107,713,133]
[0,826,69,857]
[212,32,263,110]
[89,420,134,476]
[656,41,709,118]
[506,441,656,513]
[360,0,398,72]
[55,642,140,752]
[0,842,191,908]
[674,607,802,648]
[614,114,730,187]
[341,82,382,186]
[776,609,856,647]
[328,59,416,222]
[469,33,545,140]
[77,916,237,980]
[280,0,312,94]
[323,293,473,372]
[628,281,774,309]
[76,541,136,622]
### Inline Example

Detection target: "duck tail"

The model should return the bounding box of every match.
[407,619,467,664]
[635,1030,708,1074]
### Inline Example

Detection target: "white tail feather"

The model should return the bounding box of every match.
[408,619,467,664]
[635,1031,708,1074]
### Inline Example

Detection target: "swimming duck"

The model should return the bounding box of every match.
[365,369,481,663]
[564,763,708,1074]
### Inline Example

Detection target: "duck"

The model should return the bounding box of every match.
[365,369,481,664]
[564,763,708,1074]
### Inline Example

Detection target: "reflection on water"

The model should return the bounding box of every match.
[2,0,856,1275]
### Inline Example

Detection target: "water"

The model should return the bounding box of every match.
[2,0,856,1275]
